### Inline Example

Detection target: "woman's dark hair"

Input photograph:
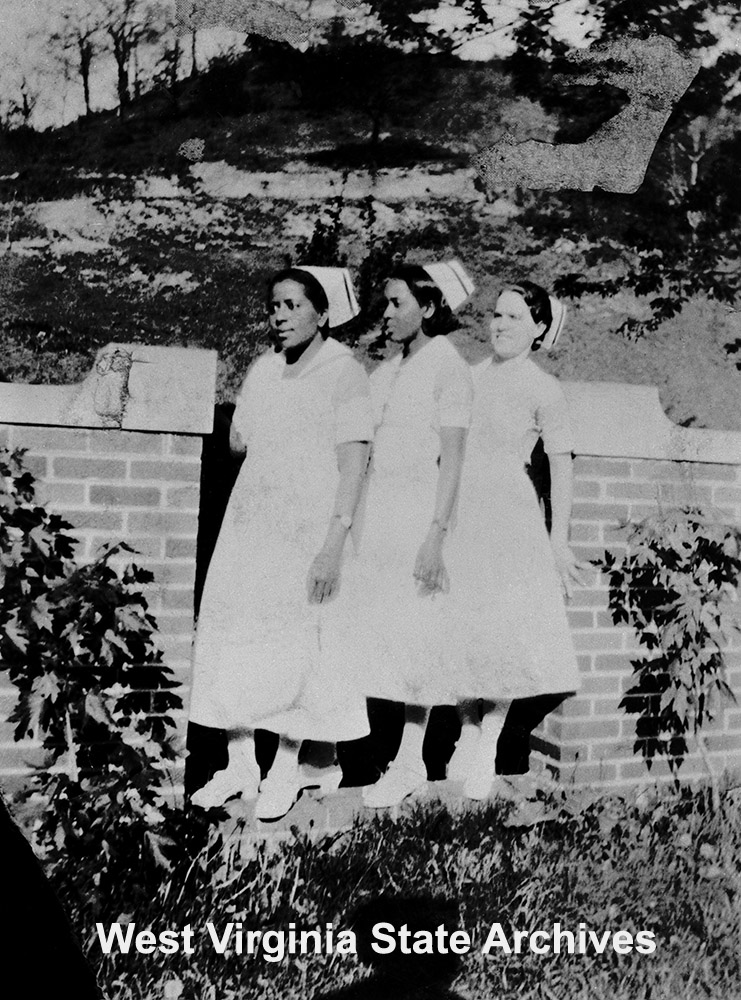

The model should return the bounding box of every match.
[507,280,553,352]
[387,264,455,337]
[266,268,329,329]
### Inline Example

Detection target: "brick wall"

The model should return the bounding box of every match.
[0,344,216,791]
[534,383,741,788]
[1,361,739,796]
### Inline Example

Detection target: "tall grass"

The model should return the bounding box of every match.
[59,783,741,1000]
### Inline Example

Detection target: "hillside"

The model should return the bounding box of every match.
[0,47,623,198]
[0,46,739,431]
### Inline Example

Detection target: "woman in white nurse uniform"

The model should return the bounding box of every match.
[189,266,374,821]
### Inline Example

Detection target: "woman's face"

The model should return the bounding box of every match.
[383,279,427,344]
[268,279,325,352]
[489,290,545,360]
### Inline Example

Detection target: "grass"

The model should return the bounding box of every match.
[48,782,741,1000]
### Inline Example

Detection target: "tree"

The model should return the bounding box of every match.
[301,25,439,152]
[47,1,103,118]
[13,77,37,127]
[174,0,200,76]
[153,5,190,114]
[96,0,168,114]
[161,37,183,96]
[0,71,40,130]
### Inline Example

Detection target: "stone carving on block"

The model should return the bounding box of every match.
[66,344,216,433]
[91,348,134,428]
[0,345,217,435]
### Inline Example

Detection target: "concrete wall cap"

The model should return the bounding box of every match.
[564,381,741,466]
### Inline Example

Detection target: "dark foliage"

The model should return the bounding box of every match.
[598,510,741,774]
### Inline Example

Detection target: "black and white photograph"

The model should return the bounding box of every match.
[0,1,740,998]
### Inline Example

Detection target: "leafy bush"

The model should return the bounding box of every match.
[0,447,208,915]
[600,508,741,778]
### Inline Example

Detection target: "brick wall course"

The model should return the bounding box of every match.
[165,538,198,559]
[53,456,129,480]
[90,485,163,507]
[130,460,201,482]
[574,458,632,477]
[580,675,622,696]
[88,431,165,455]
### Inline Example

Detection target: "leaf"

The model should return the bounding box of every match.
[30,604,55,632]
[4,617,28,652]
[103,627,131,653]
[84,692,114,727]
[672,684,689,722]
[34,673,61,703]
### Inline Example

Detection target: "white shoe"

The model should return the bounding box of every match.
[255,773,303,821]
[191,762,260,809]
[254,767,342,822]
[300,767,343,796]
[462,766,493,801]
[446,728,482,782]
[362,763,427,809]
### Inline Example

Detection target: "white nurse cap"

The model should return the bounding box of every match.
[540,296,567,352]
[421,259,475,312]
[295,265,361,328]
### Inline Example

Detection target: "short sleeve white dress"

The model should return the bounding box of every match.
[325,335,474,706]
[189,337,375,743]
[444,353,581,699]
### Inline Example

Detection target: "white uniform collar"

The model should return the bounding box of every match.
[281,336,351,379]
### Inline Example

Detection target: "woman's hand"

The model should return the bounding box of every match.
[307,440,370,604]
[551,540,590,601]
[307,542,343,604]
[413,425,466,597]
[414,528,449,596]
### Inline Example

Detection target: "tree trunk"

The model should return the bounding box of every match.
[117,61,129,114]
[170,38,181,92]
[82,69,91,116]
[370,112,384,150]
[190,30,198,78]
[110,30,131,115]
[169,39,181,113]
[133,46,141,100]
[19,83,33,124]
[79,41,93,116]
[116,50,130,113]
